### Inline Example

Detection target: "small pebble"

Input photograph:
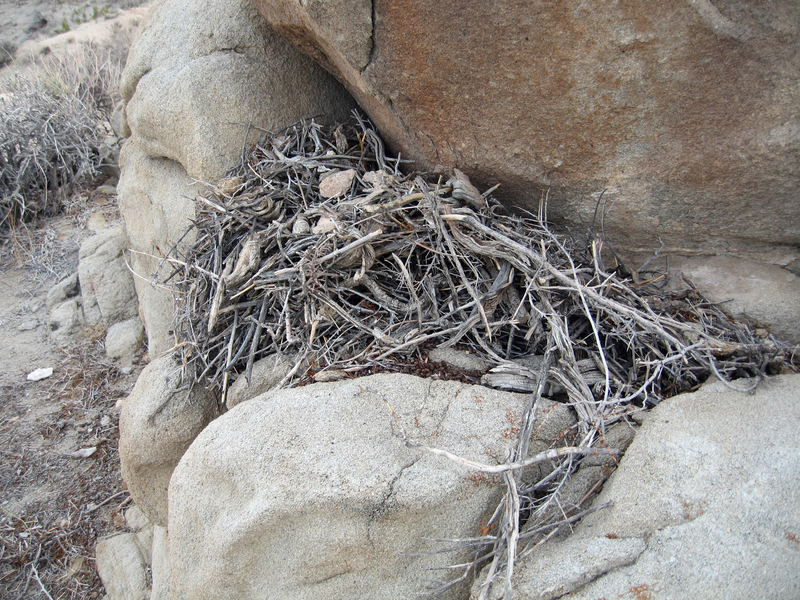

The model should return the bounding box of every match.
[292,218,310,235]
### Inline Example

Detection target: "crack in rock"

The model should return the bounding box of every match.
[366,456,421,544]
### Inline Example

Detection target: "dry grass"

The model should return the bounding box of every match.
[0,335,141,600]
[0,193,137,600]
[0,29,137,598]
[166,117,789,403]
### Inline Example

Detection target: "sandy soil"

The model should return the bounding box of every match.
[0,2,150,597]
[0,208,146,599]
[1,0,146,64]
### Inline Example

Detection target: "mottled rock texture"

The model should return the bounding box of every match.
[95,532,150,600]
[78,226,138,325]
[252,0,800,259]
[119,354,219,527]
[518,375,800,600]
[119,0,354,179]
[105,317,145,360]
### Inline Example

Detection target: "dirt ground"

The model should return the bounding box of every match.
[0,1,150,596]
[0,202,145,598]
[1,0,145,62]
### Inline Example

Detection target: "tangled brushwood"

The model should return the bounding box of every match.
[0,42,127,229]
[163,114,791,597]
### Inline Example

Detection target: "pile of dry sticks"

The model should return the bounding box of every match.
[159,114,790,597]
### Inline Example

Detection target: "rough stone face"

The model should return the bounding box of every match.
[251,0,373,76]
[96,505,160,600]
[427,347,491,372]
[119,0,355,180]
[668,255,800,343]
[150,525,171,600]
[119,354,219,526]
[124,505,151,533]
[167,373,575,600]
[95,532,150,600]
[48,299,84,343]
[46,272,80,311]
[471,535,647,600]
[490,374,800,599]
[117,0,356,354]
[105,317,144,360]
[117,139,197,356]
[225,353,297,409]
[252,0,800,260]
[77,227,138,326]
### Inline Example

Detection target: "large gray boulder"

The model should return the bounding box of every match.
[252,0,800,258]
[119,0,354,179]
[117,139,197,355]
[477,374,800,599]
[119,354,219,527]
[166,373,576,599]
[117,0,356,355]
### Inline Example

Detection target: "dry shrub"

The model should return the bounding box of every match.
[0,38,130,230]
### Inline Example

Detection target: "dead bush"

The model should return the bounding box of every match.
[0,40,129,229]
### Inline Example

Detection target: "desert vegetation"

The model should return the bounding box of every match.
[0,35,129,230]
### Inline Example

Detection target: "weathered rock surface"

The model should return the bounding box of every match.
[77,226,138,326]
[150,525,171,600]
[253,0,800,261]
[105,317,145,360]
[124,504,151,533]
[48,298,83,343]
[668,255,800,343]
[117,140,197,356]
[124,504,155,567]
[427,347,491,372]
[117,0,356,354]
[96,504,166,600]
[483,374,800,599]
[119,354,219,526]
[167,373,576,599]
[46,272,80,311]
[95,532,150,600]
[225,353,297,409]
[472,535,647,600]
[120,0,354,180]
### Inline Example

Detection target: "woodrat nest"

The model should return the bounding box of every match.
[164,115,780,409]
[159,114,788,597]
